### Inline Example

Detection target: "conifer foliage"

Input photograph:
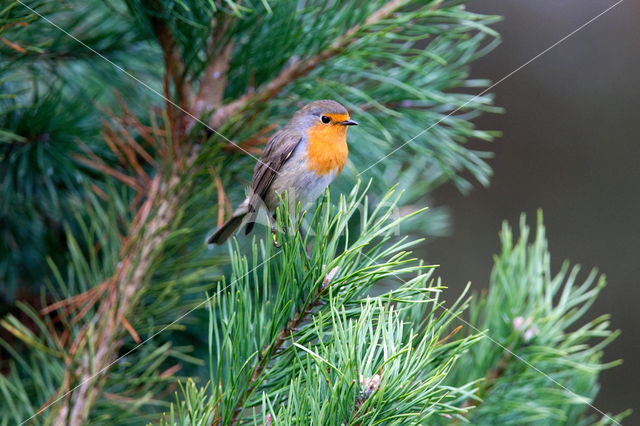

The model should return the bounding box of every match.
[0,0,625,424]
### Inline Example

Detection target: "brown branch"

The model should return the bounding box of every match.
[46,111,204,424]
[195,18,234,116]
[209,0,412,129]
[151,18,194,110]
[50,168,193,425]
[150,15,195,144]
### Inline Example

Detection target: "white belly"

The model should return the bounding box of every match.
[267,165,337,211]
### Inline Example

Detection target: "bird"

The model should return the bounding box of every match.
[207,100,358,246]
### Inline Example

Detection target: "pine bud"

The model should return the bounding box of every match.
[359,374,381,398]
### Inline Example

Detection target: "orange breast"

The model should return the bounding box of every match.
[306,119,349,175]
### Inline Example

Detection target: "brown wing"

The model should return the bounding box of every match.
[244,130,302,233]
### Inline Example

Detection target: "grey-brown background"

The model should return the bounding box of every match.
[425,0,639,422]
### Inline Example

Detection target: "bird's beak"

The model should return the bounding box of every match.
[339,119,358,126]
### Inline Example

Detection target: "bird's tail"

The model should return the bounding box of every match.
[207,203,250,245]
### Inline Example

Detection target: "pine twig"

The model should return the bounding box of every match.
[229,267,335,424]
[209,0,415,128]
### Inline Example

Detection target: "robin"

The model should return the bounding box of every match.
[207,100,358,246]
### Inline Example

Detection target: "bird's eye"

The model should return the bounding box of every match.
[321,115,331,124]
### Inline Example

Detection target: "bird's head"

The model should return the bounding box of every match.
[289,100,358,138]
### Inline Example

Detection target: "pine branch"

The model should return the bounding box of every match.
[443,213,626,425]
[180,184,484,424]
[229,272,330,424]
[50,170,189,425]
[209,0,424,128]
[40,108,207,424]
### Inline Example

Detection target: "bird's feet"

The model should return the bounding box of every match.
[271,227,281,248]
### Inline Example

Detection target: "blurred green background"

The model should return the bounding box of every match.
[426,0,639,420]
